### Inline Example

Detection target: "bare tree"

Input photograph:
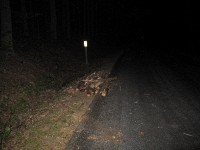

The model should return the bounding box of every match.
[50,0,57,41]
[83,0,86,38]
[1,0,14,54]
[90,0,94,39]
[62,0,66,38]
[62,0,71,40]
[66,0,71,40]
[20,0,29,37]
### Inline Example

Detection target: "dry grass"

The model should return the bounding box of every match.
[5,91,94,150]
[0,43,117,149]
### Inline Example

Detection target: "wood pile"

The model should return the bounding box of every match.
[66,71,117,97]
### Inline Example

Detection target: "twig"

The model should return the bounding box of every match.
[183,133,193,137]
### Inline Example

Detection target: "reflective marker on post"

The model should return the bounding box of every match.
[84,41,87,47]
[84,40,88,65]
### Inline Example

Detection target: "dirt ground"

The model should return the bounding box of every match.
[0,42,120,150]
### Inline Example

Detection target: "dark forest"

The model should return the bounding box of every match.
[1,0,200,149]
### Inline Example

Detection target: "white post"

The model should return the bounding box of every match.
[84,40,88,64]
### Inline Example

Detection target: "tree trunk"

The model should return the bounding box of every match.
[94,1,98,40]
[1,0,14,54]
[62,0,71,40]
[20,0,29,37]
[66,0,71,40]
[87,0,90,38]
[50,0,57,41]
[83,0,87,38]
[62,0,66,38]
[90,0,94,39]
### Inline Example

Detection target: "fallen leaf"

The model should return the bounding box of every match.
[139,131,144,136]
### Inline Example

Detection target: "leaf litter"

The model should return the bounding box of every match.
[0,43,119,149]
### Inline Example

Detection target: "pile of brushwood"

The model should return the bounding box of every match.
[66,71,117,97]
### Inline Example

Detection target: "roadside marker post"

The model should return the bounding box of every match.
[84,40,88,65]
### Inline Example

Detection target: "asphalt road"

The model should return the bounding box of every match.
[66,47,200,150]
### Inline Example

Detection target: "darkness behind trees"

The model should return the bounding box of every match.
[0,1,200,148]
[1,0,199,57]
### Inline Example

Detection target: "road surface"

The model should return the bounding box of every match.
[66,47,200,150]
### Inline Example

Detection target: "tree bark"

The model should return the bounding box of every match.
[1,0,14,54]
[50,0,57,41]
